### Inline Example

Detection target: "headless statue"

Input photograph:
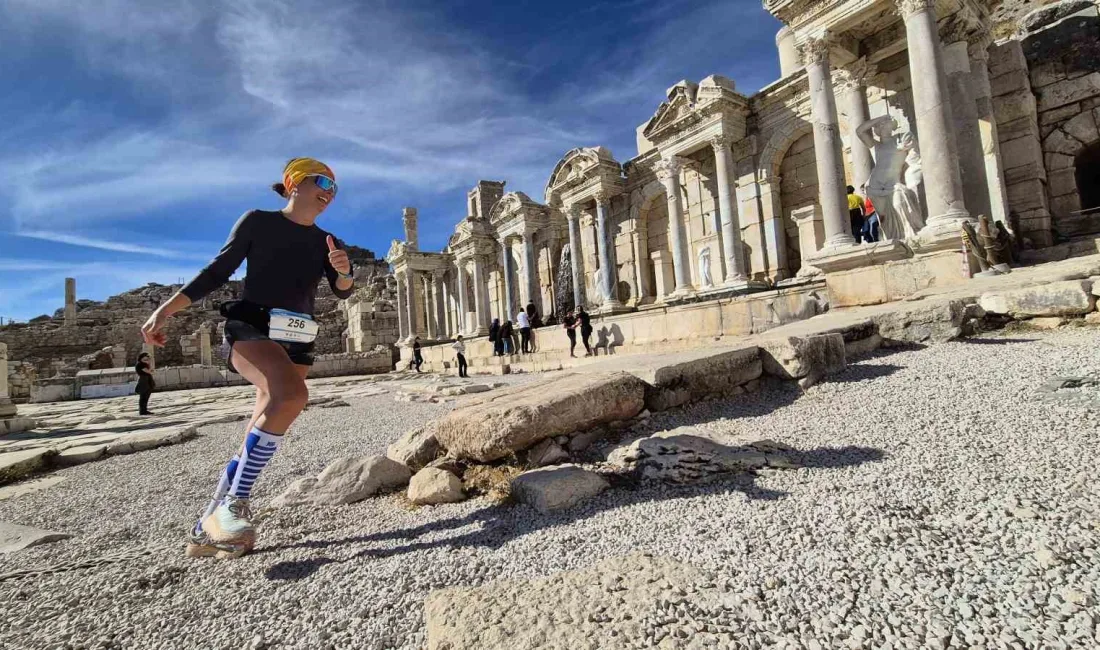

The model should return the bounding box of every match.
[856,116,926,241]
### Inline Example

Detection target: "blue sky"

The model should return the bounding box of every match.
[0,0,781,322]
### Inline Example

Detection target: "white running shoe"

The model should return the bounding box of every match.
[185,496,256,559]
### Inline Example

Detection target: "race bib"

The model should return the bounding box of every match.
[268,309,318,344]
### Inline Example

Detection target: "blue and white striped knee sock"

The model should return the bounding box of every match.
[227,427,282,500]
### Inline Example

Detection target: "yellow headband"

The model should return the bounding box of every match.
[282,157,335,192]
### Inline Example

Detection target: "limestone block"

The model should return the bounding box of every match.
[434,372,646,463]
[994,91,1038,125]
[407,468,465,506]
[53,444,108,467]
[979,280,1095,317]
[1043,128,1084,155]
[1037,73,1100,113]
[526,438,570,467]
[510,465,609,514]
[0,522,71,554]
[1060,110,1099,144]
[1000,134,1045,169]
[872,299,970,344]
[1045,152,1075,171]
[1050,193,1082,216]
[0,448,53,484]
[607,429,788,482]
[759,333,845,384]
[1027,60,1067,90]
[993,68,1034,96]
[630,346,762,412]
[386,425,441,470]
[1047,168,1079,198]
[271,455,411,507]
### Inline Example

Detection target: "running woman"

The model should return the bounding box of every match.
[140,157,354,559]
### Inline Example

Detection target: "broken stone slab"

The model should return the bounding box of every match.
[435,372,646,463]
[0,522,72,554]
[386,425,441,471]
[271,455,411,507]
[871,298,973,344]
[53,444,109,467]
[0,475,67,502]
[407,468,465,506]
[105,426,198,456]
[606,428,793,482]
[320,399,350,409]
[0,448,54,485]
[979,280,1096,317]
[80,414,115,426]
[759,333,846,388]
[1022,316,1067,329]
[526,438,570,467]
[0,417,38,436]
[510,465,609,514]
[621,346,762,412]
[567,428,607,453]
[425,553,720,650]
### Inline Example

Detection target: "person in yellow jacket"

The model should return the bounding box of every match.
[847,185,865,245]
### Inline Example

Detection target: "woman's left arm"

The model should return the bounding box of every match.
[324,234,354,298]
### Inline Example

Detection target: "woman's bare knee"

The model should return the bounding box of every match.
[269,376,308,412]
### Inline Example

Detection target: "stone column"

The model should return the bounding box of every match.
[711,135,747,284]
[402,207,419,251]
[654,156,694,294]
[897,0,970,238]
[777,26,801,78]
[566,205,585,310]
[64,278,76,325]
[405,270,419,341]
[500,238,516,319]
[521,233,539,314]
[632,219,651,301]
[0,342,15,418]
[422,275,436,340]
[841,59,876,189]
[432,271,446,340]
[455,260,469,335]
[472,255,491,335]
[801,32,856,249]
[395,272,408,340]
[594,191,623,308]
[199,325,212,366]
[969,35,1010,224]
[944,31,992,222]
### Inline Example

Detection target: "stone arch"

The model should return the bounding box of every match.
[629,180,667,301]
[759,120,814,183]
[1042,110,1100,218]
[544,146,617,206]
[755,120,815,278]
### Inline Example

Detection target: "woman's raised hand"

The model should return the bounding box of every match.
[141,309,170,347]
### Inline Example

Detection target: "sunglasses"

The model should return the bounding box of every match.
[308,174,338,195]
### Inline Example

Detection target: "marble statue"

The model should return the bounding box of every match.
[595,265,612,303]
[698,247,713,287]
[856,116,926,241]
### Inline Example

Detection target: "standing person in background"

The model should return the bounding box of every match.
[577,306,594,357]
[500,320,514,355]
[452,335,468,378]
[134,352,156,415]
[860,184,880,243]
[563,310,578,357]
[525,302,540,352]
[847,185,866,245]
[517,309,532,354]
[412,336,423,373]
[489,318,503,356]
[141,157,353,560]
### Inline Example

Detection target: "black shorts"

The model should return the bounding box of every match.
[220,301,315,372]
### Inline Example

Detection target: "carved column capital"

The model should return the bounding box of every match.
[593,189,610,207]
[708,133,734,153]
[968,31,993,62]
[939,13,973,44]
[564,203,583,221]
[654,156,686,182]
[895,0,934,19]
[798,31,833,66]
[838,58,877,93]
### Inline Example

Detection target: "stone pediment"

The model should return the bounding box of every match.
[489,192,549,228]
[544,147,624,206]
[642,75,748,147]
[385,239,407,265]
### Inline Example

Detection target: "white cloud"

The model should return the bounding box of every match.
[12,231,210,260]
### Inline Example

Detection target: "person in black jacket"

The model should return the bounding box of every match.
[135,353,155,415]
[577,306,594,356]
[413,337,424,372]
[489,318,503,356]
[501,320,515,355]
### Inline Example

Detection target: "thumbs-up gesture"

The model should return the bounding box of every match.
[327,235,351,275]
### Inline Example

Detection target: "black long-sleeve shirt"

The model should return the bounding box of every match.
[181,210,353,316]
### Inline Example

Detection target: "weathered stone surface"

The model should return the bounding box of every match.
[631,346,762,412]
[759,333,845,386]
[105,426,197,455]
[871,299,972,344]
[407,468,465,505]
[567,428,608,453]
[606,429,792,482]
[526,438,570,467]
[0,417,37,436]
[386,425,440,470]
[0,448,53,485]
[0,475,66,502]
[435,372,646,463]
[979,280,1096,317]
[425,553,718,650]
[0,522,72,554]
[81,414,115,425]
[272,455,411,507]
[510,465,609,514]
[53,444,108,467]
[1024,316,1067,329]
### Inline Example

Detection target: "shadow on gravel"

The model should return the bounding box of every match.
[823,363,904,384]
[955,337,1038,345]
[260,444,884,582]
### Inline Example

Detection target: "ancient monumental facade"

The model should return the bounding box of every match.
[387,0,1100,342]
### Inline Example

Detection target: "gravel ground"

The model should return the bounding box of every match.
[1,328,1099,649]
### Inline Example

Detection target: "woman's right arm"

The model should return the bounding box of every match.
[142,212,253,346]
